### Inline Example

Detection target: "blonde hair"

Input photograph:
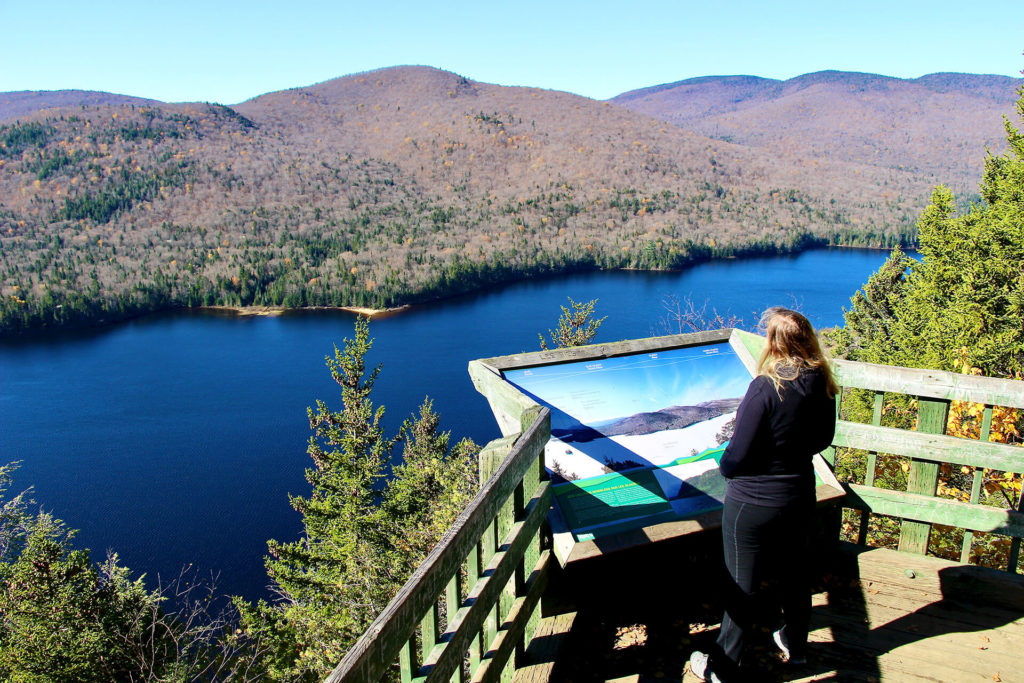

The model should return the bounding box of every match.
[757,307,838,397]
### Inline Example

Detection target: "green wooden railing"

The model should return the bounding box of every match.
[326,406,552,683]
[731,329,1024,572]
[830,358,1024,572]
[331,331,1024,682]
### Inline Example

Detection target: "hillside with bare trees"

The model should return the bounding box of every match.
[611,71,1022,194]
[0,66,959,333]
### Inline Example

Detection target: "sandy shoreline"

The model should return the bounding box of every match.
[199,304,411,319]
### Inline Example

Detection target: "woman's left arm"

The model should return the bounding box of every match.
[719,378,770,478]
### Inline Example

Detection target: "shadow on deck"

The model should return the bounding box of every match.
[518,542,1024,683]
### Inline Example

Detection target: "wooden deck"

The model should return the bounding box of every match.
[517,543,1024,682]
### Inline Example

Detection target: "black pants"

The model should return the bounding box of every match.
[712,496,812,680]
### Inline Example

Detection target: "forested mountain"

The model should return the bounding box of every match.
[0,90,161,123]
[0,66,979,334]
[611,71,1022,193]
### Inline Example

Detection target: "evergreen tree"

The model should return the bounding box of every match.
[383,400,479,571]
[538,297,606,350]
[256,319,480,679]
[829,85,1024,378]
[263,317,396,675]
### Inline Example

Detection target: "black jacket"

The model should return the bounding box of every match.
[719,367,836,507]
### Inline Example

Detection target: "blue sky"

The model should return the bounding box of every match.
[2,1,1021,104]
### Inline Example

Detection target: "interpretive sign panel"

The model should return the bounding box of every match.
[468,329,844,564]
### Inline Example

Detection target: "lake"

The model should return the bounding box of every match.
[0,247,899,600]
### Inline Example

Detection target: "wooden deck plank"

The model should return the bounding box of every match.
[809,605,1022,672]
[540,543,1024,682]
[512,611,577,683]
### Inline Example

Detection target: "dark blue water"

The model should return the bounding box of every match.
[0,248,897,599]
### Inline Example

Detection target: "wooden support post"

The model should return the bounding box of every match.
[898,397,950,554]
[479,438,511,669]
[1007,490,1024,574]
[1005,406,1023,572]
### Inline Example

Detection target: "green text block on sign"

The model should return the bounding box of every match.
[553,469,672,531]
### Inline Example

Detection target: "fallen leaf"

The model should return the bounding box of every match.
[612,624,647,650]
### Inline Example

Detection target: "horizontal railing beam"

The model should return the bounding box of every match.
[326,409,551,683]
[834,359,1024,408]
[834,420,1024,473]
[844,483,1024,538]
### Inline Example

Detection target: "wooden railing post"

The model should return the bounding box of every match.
[898,397,950,554]
[478,437,511,675]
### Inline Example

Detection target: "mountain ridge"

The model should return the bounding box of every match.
[553,398,743,442]
[613,71,1020,104]
[610,70,1022,190]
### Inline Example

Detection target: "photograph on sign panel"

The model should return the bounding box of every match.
[504,342,752,536]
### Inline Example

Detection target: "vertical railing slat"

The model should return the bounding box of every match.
[483,512,499,663]
[421,602,440,666]
[858,391,885,546]
[445,574,465,683]
[467,543,482,673]
[505,479,526,677]
[522,441,545,665]
[400,635,417,683]
[822,389,844,466]
[960,406,993,563]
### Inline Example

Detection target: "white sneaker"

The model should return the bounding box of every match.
[772,629,806,665]
[688,650,722,682]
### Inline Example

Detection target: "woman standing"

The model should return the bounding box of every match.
[689,308,838,682]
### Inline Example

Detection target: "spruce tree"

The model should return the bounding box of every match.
[257,320,480,678]
[265,317,397,673]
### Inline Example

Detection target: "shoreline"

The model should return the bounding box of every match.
[2,243,907,338]
[200,304,412,319]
